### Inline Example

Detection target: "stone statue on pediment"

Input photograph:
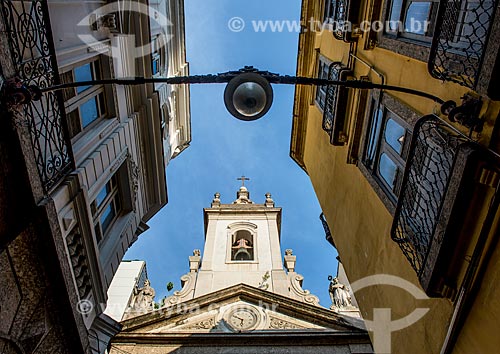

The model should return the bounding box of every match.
[329,277,353,310]
[131,279,155,311]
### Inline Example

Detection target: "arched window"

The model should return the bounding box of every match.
[231,230,254,261]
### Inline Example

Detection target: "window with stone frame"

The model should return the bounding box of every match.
[315,55,353,146]
[363,96,412,202]
[151,34,165,76]
[60,57,113,139]
[384,0,439,42]
[315,57,331,112]
[152,53,161,76]
[323,0,362,42]
[231,230,254,261]
[91,174,122,244]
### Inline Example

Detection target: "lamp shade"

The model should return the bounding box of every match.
[224,72,273,121]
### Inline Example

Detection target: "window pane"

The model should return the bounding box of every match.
[379,153,398,188]
[317,89,326,110]
[152,58,159,75]
[388,0,404,31]
[405,2,431,35]
[316,61,329,109]
[94,224,102,243]
[321,63,329,79]
[95,183,110,208]
[74,63,93,93]
[101,203,116,234]
[385,118,406,154]
[366,107,383,163]
[80,97,99,128]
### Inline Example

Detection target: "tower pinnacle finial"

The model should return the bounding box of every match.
[234,176,253,204]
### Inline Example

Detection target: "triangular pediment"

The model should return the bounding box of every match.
[118,284,366,335]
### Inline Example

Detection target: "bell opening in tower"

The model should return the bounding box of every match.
[231,230,254,261]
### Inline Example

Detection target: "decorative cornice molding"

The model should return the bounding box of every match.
[119,284,364,333]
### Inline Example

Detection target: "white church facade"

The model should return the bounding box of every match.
[109,185,373,353]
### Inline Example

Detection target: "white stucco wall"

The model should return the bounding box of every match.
[104,261,146,321]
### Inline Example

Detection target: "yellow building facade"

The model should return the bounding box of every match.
[291,0,500,353]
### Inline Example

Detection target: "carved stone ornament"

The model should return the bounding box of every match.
[183,318,216,330]
[193,249,201,257]
[269,317,306,330]
[127,153,140,206]
[211,192,221,207]
[285,249,293,256]
[265,192,274,207]
[65,227,92,299]
[289,274,320,306]
[162,273,196,306]
[258,271,270,290]
[234,186,253,204]
[90,13,118,31]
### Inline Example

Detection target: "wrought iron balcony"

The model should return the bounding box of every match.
[391,115,499,297]
[320,212,335,248]
[1,0,74,192]
[322,62,352,146]
[428,0,500,99]
[325,0,362,42]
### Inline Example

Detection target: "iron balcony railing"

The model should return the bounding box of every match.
[325,0,361,42]
[1,0,74,192]
[391,115,470,276]
[322,62,352,146]
[428,0,499,96]
[331,0,347,41]
[320,212,335,247]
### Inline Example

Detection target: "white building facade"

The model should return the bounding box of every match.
[149,0,191,163]
[0,1,189,353]
[109,186,373,353]
[105,260,148,322]
[163,186,321,306]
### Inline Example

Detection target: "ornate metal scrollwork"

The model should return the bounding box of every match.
[428,0,499,92]
[1,0,73,192]
[391,115,470,274]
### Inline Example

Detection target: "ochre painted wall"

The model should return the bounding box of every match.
[303,105,453,354]
[294,1,500,352]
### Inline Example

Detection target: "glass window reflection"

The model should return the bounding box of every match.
[379,153,398,188]
[385,118,405,154]
[74,63,92,93]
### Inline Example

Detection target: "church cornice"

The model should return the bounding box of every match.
[204,205,282,212]
[118,283,365,333]
[111,330,371,346]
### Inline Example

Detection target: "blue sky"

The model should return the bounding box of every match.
[125,0,339,307]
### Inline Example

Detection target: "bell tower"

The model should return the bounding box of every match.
[162,179,320,307]
[193,180,290,298]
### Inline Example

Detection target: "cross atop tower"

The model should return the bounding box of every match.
[237,176,250,187]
